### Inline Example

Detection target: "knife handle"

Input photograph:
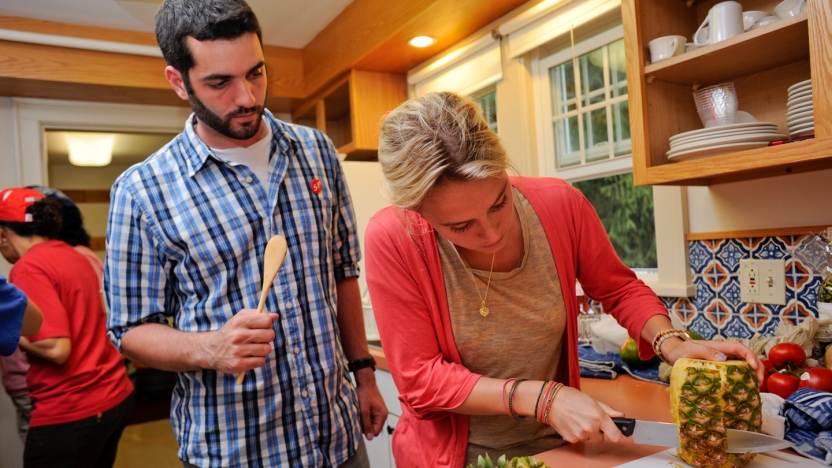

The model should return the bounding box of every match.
[612,417,636,437]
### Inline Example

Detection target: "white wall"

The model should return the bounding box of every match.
[687,168,832,233]
[0,99,22,468]
[339,161,389,297]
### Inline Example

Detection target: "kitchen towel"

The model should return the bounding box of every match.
[578,345,666,385]
[782,387,832,465]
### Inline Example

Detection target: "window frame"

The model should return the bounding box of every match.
[531,26,694,297]
[471,86,499,134]
[534,25,631,179]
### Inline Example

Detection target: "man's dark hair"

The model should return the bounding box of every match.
[155,0,262,91]
[0,198,63,239]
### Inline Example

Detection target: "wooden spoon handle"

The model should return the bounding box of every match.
[235,286,271,385]
[237,235,288,385]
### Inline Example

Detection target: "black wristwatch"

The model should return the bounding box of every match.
[347,356,376,373]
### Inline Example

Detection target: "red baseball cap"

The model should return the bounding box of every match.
[0,188,45,223]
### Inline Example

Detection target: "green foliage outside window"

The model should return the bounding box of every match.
[474,90,498,133]
[573,173,657,269]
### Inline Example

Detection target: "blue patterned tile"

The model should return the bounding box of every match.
[716,239,748,274]
[704,299,732,327]
[689,314,718,340]
[689,241,714,275]
[797,276,822,315]
[722,316,754,339]
[753,237,789,260]
[659,296,677,309]
[672,298,696,324]
[760,318,781,336]
[719,277,742,312]
[783,302,815,324]
[739,303,773,330]
[693,276,717,311]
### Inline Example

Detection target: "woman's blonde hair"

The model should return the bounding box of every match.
[377,91,511,209]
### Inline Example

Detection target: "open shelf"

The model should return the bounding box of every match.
[644,13,809,86]
[639,135,832,186]
[291,70,406,161]
[623,0,832,186]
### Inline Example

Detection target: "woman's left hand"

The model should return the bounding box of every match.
[663,339,765,385]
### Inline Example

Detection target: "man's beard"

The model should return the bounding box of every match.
[188,91,264,140]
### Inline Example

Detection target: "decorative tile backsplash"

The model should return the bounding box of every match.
[659,235,823,340]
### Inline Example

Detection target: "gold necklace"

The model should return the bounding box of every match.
[456,247,496,317]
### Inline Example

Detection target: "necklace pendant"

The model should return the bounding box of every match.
[479,304,489,317]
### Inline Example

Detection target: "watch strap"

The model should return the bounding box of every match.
[347,356,376,373]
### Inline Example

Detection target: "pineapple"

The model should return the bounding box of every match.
[466,454,549,468]
[669,358,763,468]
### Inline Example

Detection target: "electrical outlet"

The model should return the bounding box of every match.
[739,259,786,305]
[747,265,758,294]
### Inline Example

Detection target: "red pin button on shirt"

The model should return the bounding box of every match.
[310,178,322,194]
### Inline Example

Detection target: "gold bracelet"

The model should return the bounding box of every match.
[543,383,564,426]
[652,329,691,363]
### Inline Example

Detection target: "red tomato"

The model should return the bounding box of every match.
[761,359,774,376]
[768,343,807,369]
[799,368,832,392]
[766,372,800,399]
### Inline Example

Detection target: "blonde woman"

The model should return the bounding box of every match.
[364,91,763,468]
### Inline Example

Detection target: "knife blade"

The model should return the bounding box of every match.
[612,418,794,453]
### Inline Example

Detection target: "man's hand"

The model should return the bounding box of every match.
[204,309,279,374]
[354,369,389,440]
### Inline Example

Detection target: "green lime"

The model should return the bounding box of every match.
[688,330,703,341]
[620,338,651,369]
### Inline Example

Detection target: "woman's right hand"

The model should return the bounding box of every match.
[548,386,624,444]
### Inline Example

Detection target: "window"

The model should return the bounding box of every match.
[549,38,628,168]
[534,26,691,296]
[572,173,657,269]
[473,89,498,133]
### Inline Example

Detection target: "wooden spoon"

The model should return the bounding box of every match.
[236,235,288,384]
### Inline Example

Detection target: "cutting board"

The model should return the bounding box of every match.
[614,448,823,467]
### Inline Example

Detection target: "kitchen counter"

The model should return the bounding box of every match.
[534,375,672,466]
[369,341,672,465]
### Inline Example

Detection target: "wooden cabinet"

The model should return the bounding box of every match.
[622,0,832,186]
[292,70,407,161]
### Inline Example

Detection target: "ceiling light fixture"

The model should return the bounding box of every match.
[66,133,114,167]
[408,36,436,48]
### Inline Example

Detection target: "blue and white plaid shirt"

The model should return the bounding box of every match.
[105,110,363,468]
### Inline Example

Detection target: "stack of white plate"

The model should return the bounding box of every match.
[666,122,786,162]
[787,79,813,137]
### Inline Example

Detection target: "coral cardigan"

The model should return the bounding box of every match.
[365,177,668,468]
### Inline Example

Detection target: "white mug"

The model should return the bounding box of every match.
[648,35,687,63]
[694,1,744,47]
[743,11,769,30]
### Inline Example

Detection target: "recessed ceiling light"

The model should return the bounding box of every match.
[408,36,436,48]
[66,133,114,167]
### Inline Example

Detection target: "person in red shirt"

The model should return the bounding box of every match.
[0,187,134,468]
[365,92,765,467]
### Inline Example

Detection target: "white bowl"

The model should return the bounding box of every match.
[750,16,781,30]
[774,0,805,19]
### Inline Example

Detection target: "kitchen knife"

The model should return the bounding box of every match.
[612,418,794,453]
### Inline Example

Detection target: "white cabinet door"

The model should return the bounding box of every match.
[375,370,402,415]
[365,424,391,468]
[364,370,402,468]
[386,414,399,468]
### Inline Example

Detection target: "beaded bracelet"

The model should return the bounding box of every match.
[501,378,518,417]
[651,329,691,363]
[533,381,548,420]
[508,379,528,420]
[542,382,564,426]
[536,381,558,424]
